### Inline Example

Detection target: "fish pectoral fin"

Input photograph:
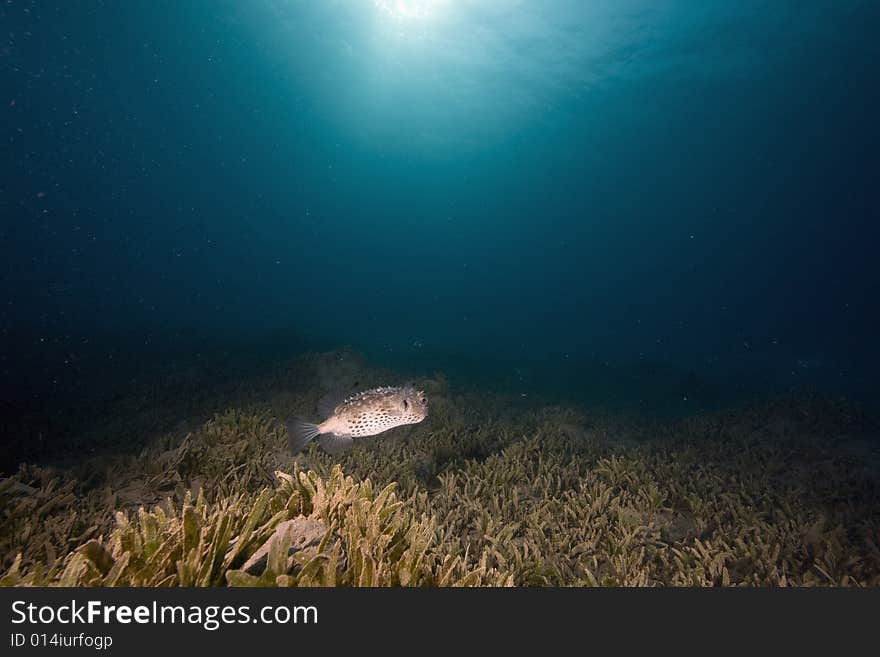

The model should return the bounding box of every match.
[318,433,354,455]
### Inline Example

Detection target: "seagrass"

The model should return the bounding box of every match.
[2,350,878,586]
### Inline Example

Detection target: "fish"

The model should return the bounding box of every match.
[287,385,428,455]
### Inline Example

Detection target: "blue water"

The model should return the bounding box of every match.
[2,1,879,443]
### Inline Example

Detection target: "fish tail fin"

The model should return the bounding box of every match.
[286,417,321,454]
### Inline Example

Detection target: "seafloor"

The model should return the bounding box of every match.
[2,348,879,586]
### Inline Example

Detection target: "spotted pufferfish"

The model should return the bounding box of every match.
[287,385,428,454]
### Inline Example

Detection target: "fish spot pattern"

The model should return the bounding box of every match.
[329,386,427,440]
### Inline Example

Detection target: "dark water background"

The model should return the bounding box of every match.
[2,1,879,465]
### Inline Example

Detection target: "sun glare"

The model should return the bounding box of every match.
[372,0,448,21]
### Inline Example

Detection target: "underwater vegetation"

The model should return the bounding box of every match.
[1,349,879,587]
